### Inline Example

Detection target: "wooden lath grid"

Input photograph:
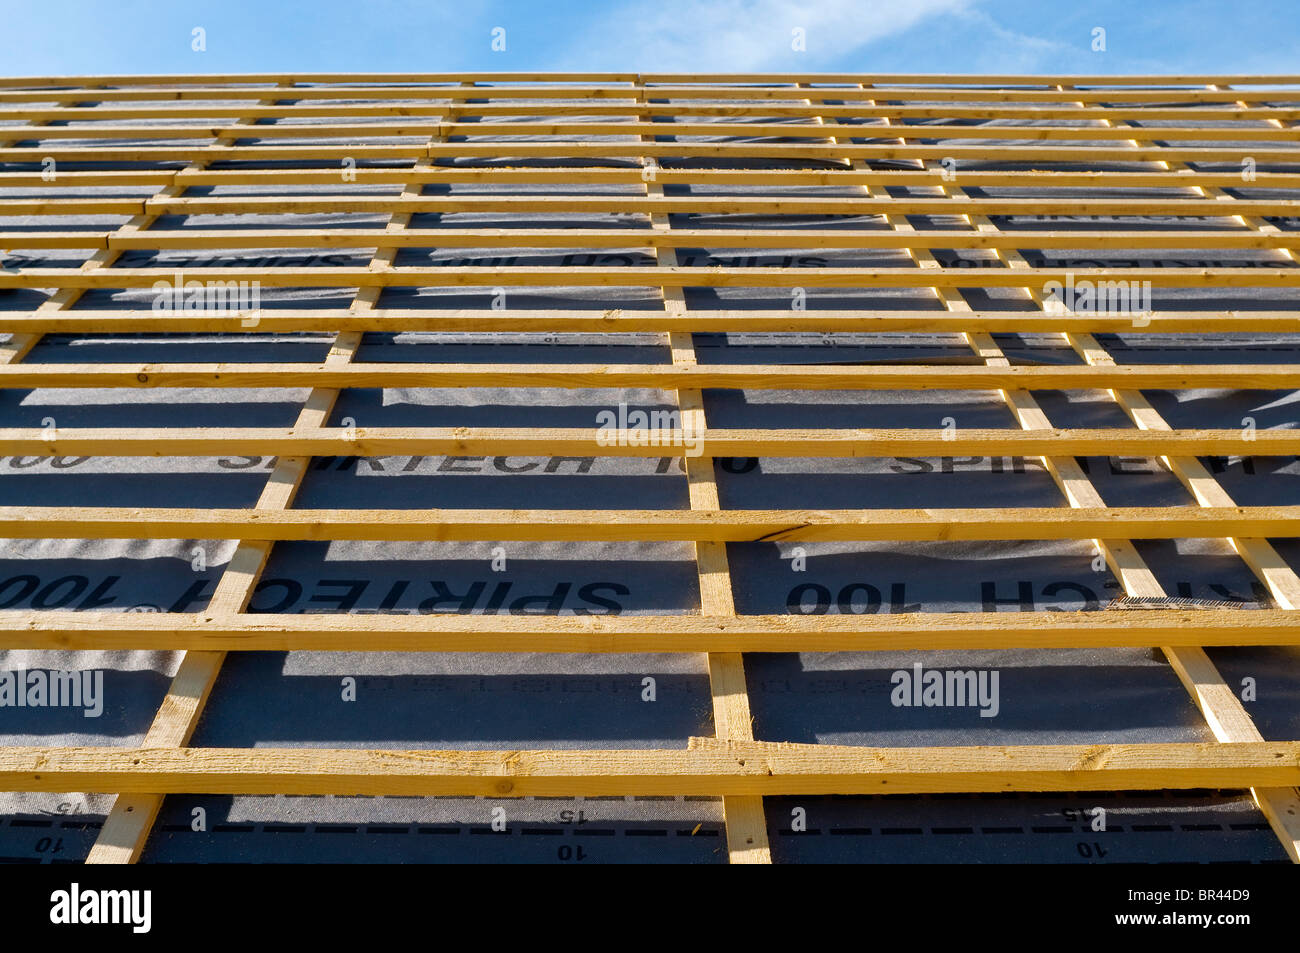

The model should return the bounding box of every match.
[1,72,1299,864]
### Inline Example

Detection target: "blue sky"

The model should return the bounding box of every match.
[3,0,1297,77]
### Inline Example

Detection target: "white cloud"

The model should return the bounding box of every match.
[946,8,1076,72]
[566,0,974,72]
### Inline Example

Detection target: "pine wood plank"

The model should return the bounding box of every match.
[3,608,1295,652]
[5,227,1296,253]
[6,504,1300,542]
[0,425,1294,458]
[3,362,1298,391]
[5,742,1300,797]
[0,309,1294,335]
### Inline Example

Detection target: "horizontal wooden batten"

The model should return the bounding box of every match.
[3,227,1297,254]
[5,168,1300,190]
[1,608,1293,652]
[1,741,1297,797]
[1,83,1298,104]
[2,71,1296,86]
[4,103,1300,123]
[5,195,1298,219]
[0,425,1295,459]
[0,308,1294,334]
[0,267,1296,291]
[2,142,1297,164]
[1,362,1297,391]
[10,120,1299,143]
[3,504,1300,542]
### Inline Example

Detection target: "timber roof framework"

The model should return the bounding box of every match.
[0,72,1298,863]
